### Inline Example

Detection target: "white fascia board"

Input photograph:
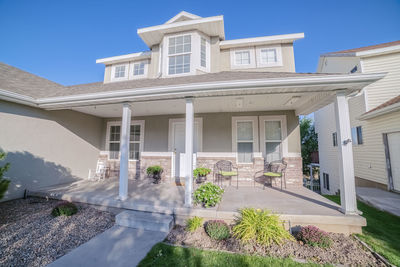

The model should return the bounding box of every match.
[358,102,400,120]
[36,72,386,109]
[356,45,400,57]
[219,33,304,49]
[165,11,201,24]
[137,16,225,47]
[0,88,37,107]
[96,51,151,65]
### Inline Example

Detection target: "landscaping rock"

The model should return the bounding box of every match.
[0,197,114,267]
[166,225,385,266]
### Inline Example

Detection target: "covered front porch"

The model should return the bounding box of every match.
[29,177,364,234]
[39,71,384,221]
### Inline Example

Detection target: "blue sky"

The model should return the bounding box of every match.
[0,0,399,86]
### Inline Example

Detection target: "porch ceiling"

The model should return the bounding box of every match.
[70,91,330,117]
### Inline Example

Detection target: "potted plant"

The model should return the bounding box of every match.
[146,165,163,184]
[193,167,211,184]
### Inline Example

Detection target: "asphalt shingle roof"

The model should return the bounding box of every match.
[324,40,400,55]
[0,61,335,99]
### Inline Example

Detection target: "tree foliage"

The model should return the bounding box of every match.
[300,117,318,173]
[0,151,10,200]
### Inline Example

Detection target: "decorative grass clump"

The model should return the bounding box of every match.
[206,220,230,240]
[51,201,78,217]
[232,208,293,246]
[296,225,332,248]
[193,182,224,208]
[186,216,203,232]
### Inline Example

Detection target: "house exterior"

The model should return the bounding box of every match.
[0,11,385,215]
[315,41,400,195]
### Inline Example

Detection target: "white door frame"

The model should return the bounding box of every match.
[168,118,203,152]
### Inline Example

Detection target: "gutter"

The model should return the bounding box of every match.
[1,73,386,110]
[358,101,400,120]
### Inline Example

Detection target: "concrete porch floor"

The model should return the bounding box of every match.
[29,178,366,235]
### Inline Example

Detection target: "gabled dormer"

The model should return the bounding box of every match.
[96,11,304,83]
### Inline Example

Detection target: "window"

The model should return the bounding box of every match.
[201,37,206,67]
[168,34,191,75]
[351,126,363,145]
[133,62,145,76]
[264,121,282,162]
[235,51,250,65]
[237,121,254,163]
[332,132,338,147]
[260,48,277,64]
[323,173,330,190]
[114,65,126,78]
[107,122,144,160]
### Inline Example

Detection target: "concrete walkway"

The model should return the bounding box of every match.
[48,226,167,267]
[357,187,400,217]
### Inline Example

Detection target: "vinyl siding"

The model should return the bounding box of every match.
[314,103,340,194]
[362,53,400,110]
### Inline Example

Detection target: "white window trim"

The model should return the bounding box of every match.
[259,115,288,159]
[256,45,283,67]
[111,63,129,82]
[167,118,203,152]
[166,33,193,77]
[232,116,259,163]
[230,48,256,69]
[197,33,210,73]
[129,60,149,79]
[105,120,145,161]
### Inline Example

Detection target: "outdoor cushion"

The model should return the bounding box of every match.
[264,172,282,177]
[219,171,238,176]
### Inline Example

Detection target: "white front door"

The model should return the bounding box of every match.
[170,119,202,178]
[388,132,400,192]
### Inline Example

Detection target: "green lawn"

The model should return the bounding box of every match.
[324,195,400,266]
[138,242,328,267]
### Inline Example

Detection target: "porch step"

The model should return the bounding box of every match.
[115,210,174,233]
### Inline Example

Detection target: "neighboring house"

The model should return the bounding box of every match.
[0,11,384,215]
[315,41,400,195]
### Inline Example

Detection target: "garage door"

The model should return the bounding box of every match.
[388,132,400,192]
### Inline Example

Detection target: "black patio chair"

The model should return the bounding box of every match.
[214,160,239,189]
[254,160,287,190]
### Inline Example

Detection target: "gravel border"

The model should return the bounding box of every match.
[166,225,385,266]
[0,197,114,267]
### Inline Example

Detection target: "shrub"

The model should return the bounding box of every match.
[146,165,163,175]
[296,225,332,248]
[193,182,224,208]
[186,216,203,232]
[0,151,10,200]
[232,208,293,246]
[206,220,230,240]
[51,201,78,217]
[193,167,211,178]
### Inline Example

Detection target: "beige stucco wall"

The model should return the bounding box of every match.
[148,44,160,78]
[101,110,300,154]
[103,65,112,83]
[0,100,103,201]
[219,43,296,73]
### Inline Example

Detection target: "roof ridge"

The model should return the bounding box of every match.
[324,40,400,55]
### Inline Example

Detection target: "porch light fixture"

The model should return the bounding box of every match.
[284,96,301,106]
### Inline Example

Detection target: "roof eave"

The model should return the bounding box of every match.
[358,102,400,120]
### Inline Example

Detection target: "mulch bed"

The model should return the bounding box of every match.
[166,225,385,266]
[0,197,114,267]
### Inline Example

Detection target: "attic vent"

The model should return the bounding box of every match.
[350,65,358,73]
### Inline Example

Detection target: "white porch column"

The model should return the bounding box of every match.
[334,91,357,214]
[185,97,194,207]
[119,103,131,200]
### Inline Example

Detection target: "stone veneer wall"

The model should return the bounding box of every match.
[97,153,302,187]
[97,153,172,181]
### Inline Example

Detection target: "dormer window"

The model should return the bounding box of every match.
[235,51,250,65]
[260,49,277,64]
[168,34,191,75]
[114,65,126,78]
[133,62,145,76]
